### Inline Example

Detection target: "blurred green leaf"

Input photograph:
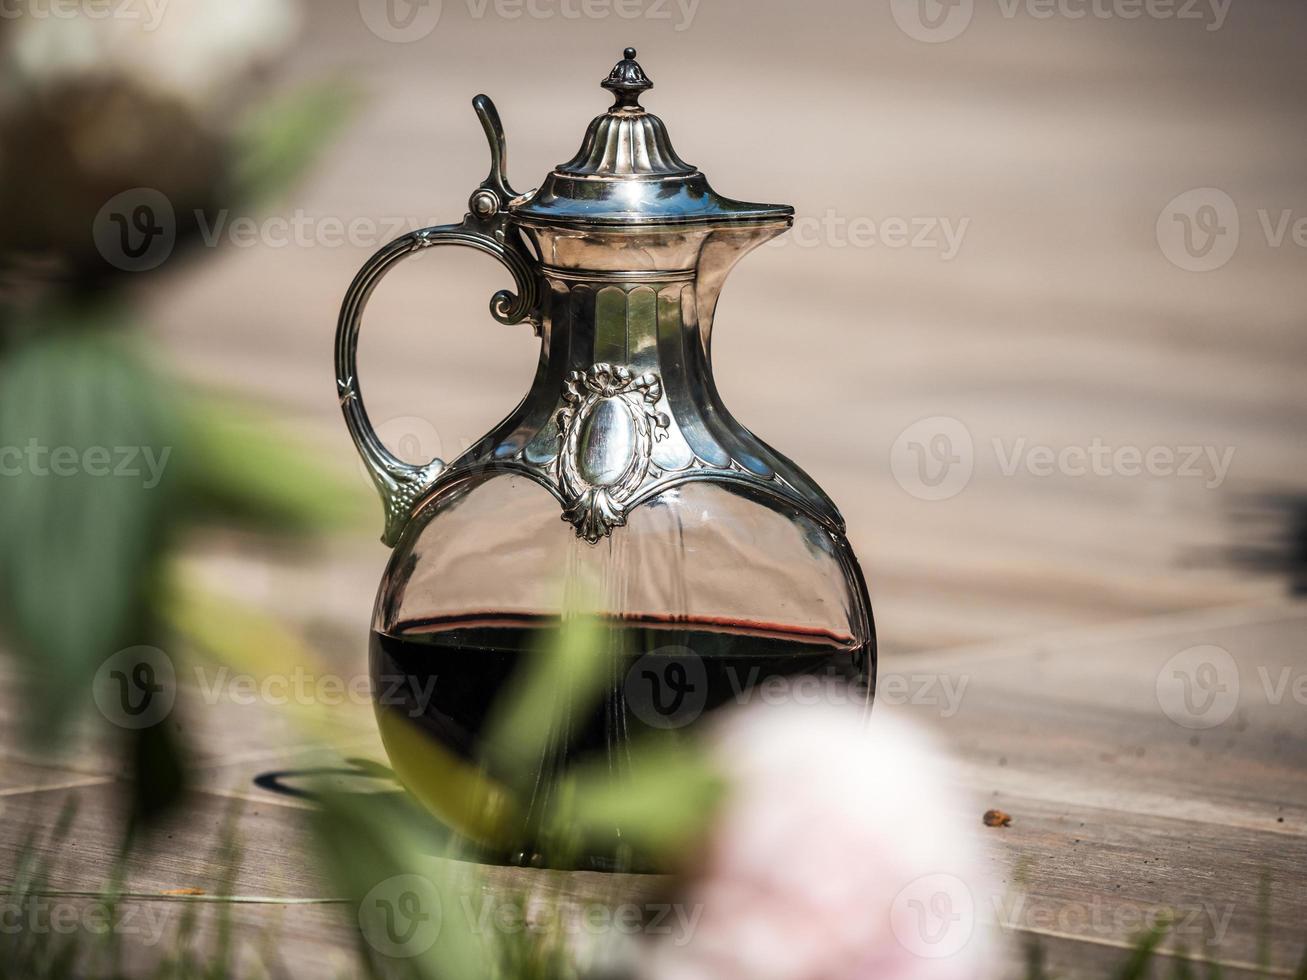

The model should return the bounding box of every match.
[480,610,610,792]
[165,573,521,851]
[1116,915,1171,980]
[477,607,725,866]
[1021,933,1050,980]
[127,720,188,834]
[161,571,320,678]
[173,393,369,535]
[546,738,723,859]
[1171,946,1194,980]
[1257,871,1272,977]
[0,801,79,978]
[0,315,177,738]
[374,709,521,851]
[309,787,490,980]
[232,80,360,208]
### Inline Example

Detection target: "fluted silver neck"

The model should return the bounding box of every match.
[557,108,695,178]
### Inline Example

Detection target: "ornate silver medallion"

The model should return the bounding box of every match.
[556,363,669,542]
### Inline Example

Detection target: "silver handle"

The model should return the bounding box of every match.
[334,96,538,546]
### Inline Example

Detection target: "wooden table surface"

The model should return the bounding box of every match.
[3,600,1303,976]
[4,0,1306,976]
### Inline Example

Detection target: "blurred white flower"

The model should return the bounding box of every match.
[641,702,999,980]
[7,0,300,110]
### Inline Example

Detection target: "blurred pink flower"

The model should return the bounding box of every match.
[641,702,998,980]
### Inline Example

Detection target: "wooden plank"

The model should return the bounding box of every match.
[0,784,333,900]
[897,603,1307,972]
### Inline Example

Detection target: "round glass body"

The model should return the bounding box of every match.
[369,474,874,870]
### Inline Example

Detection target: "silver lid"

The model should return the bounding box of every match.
[512,49,793,228]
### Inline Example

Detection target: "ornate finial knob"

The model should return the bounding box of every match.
[602,46,652,109]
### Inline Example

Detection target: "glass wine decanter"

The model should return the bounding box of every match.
[334,49,876,870]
